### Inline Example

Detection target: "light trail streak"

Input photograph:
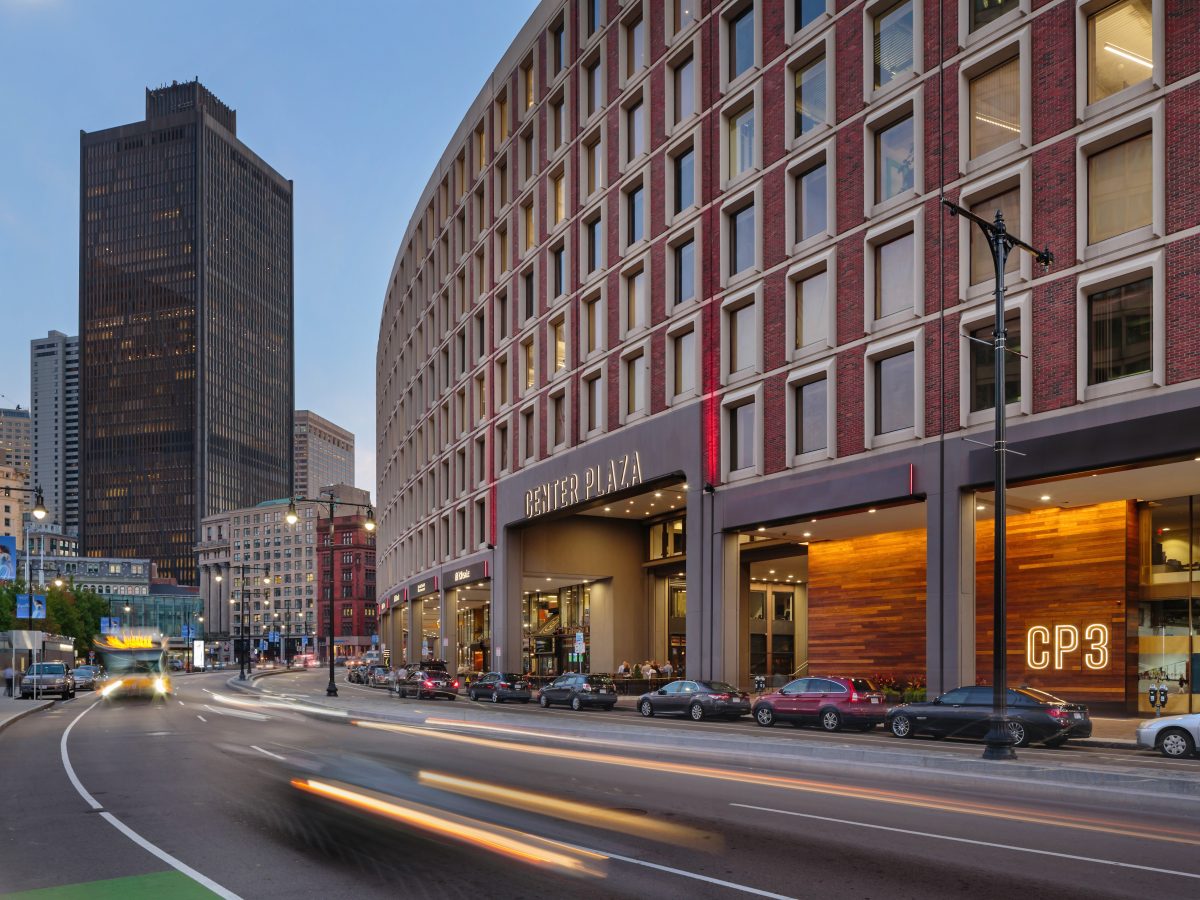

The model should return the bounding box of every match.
[355,719,1200,848]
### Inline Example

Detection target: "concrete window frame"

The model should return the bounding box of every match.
[618,339,652,425]
[720,283,764,387]
[579,202,605,286]
[493,150,512,218]
[519,404,538,465]
[518,336,537,400]
[546,157,573,237]
[720,180,763,289]
[518,54,537,122]
[863,326,925,449]
[548,87,570,159]
[957,26,1031,175]
[580,363,607,440]
[862,87,924,219]
[518,127,539,190]
[618,1,652,90]
[1074,100,1163,263]
[786,247,837,364]
[579,50,606,128]
[618,83,650,173]
[495,418,511,475]
[862,0,924,105]
[719,0,763,95]
[785,27,836,154]
[549,387,572,452]
[958,0,1030,51]
[547,311,570,383]
[518,265,539,327]
[665,223,702,312]
[1075,0,1164,122]
[579,0,605,50]
[784,137,837,255]
[618,250,652,339]
[548,239,571,306]
[665,313,702,406]
[580,286,607,361]
[494,350,511,411]
[721,382,765,482]
[619,166,650,256]
[719,80,762,192]
[474,496,488,549]
[958,291,1032,428]
[518,195,538,260]
[863,206,924,334]
[957,158,1032,303]
[581,127,605,201]
[1074,248,1164,403]
[786,0,833,46]
[785,357,838,466]
[665,35,702,138]
[666,0,702,46]
[664,125,701,228]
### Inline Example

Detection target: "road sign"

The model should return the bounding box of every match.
[301,636,309,647]
[371,633,379,645]
[574,631,585,655]
[258,640,267,652]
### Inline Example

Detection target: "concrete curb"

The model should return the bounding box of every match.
[0,699,56,736]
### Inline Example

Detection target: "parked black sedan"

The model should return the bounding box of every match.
[537,674,617,710]
[395,669,460,700]
[468,672,531,703]
[887,685,1092,747]
[638,680,751,721]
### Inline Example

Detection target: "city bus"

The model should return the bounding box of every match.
[94,633,171,700]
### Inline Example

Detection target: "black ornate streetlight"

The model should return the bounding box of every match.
[943,199,1052,761]
[286,491,376,697]
[224,563,271,680]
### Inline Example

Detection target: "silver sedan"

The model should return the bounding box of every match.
[1136,713,1200,758]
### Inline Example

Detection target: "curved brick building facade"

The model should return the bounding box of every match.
[378,0,1200,712]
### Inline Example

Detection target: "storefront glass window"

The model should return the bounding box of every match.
[750,590,766,620]
[774,592,794,621]
[1138,496,1199,713]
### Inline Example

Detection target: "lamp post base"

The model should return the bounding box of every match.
[326,681,338,697]
[982,717,1017,760]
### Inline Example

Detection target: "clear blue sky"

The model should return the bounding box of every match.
[0,0,538,496]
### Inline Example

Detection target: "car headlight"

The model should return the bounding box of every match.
[154,677,168,694]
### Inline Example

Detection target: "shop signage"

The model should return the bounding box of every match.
[524,451,644,519]
[449,561,488,585]
[1025,623,1109,671]
[409,577,438,599]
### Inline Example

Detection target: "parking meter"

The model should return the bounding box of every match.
[1147,684,1160,710]
[753,674,766,693]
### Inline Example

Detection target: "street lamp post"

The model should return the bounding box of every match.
[943,199,1052,762]
[224,563,271,681]
[286,492,376,697]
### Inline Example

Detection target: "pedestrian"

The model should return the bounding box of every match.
[660,660,673,679]
[643,661,657,679]
[617,660,630,676]
[4,664,13,697]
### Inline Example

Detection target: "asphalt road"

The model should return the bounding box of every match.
[2,670,1199,899]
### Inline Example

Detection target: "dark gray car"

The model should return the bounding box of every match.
[638,680,750,721]
[396,669,459,700]
[468,672,531,703]
[20,662,75,699]
[538,674,617,710]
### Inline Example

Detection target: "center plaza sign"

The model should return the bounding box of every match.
[524,451,644,519]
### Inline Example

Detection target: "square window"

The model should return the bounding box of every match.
[674,239,696,305]
[969,57,1020,159]
[729,303,757,374]
[1087,134,1152,245]
[873,1,914,89]
[969,0,1016,31]
[796,162,827,242]
[875,115,914,204]
[1087,277,1152,385]
[795,56,827,137]
[874,350,914,434]
[795,378,828,453]
[673,330,696,395]
[628,186,645,244]
[730,202,755,275]
[674,56,695,123]
[674,147,695,212]
[795,269,828,349]
[875,231,914,319]
[796,0,826,32]
[968,316,1021,412]
[729,401,756,471]
[675,0,699,33]
[969,188,1020,284]
[728,106,755,178]
[730,8,755,81]
[1087,0,1153,105]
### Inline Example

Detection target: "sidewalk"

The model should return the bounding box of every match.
[0,694,56,735]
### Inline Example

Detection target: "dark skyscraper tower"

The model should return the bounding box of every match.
[80,80,293,584]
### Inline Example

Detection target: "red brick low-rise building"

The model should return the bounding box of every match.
[317,514,378,659]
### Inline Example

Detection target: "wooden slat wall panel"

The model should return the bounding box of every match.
[976,501,1130,707]
[808,528,926,679]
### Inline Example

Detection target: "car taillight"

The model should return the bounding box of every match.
[581,684,592,692]
[452,680,460,689]
[499,681,509,688]
[423,680,433,688]
[711,693,730,701]
[850,691,859,702]
[1048,707,1070,719]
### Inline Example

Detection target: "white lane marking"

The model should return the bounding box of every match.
[197,715,207,722]
[202,704,270,721]
[178,701,185,706]
[555,839,796,899]
[731,803,1200,881]
[250,745,286,761]
[60,700,242,899]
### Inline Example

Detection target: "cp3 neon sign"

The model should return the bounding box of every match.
[1025,623,1109,671]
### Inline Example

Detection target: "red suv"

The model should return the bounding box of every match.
[752,676,887,732]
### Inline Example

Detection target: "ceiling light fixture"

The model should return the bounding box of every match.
[803,531,811,537]
[868,508,877,514]
[1040,495,1051,501]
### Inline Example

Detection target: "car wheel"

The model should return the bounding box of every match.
[820,708,842,732]
[890,714,914,738]
[491,691,500,703]
[570,695,583,711]
[1007,720,1030,748]
[639,699,654,718]
[539,694,550,708]
[754,706,775,727]
[689,703,705,722]
[1159,728,1196,759]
